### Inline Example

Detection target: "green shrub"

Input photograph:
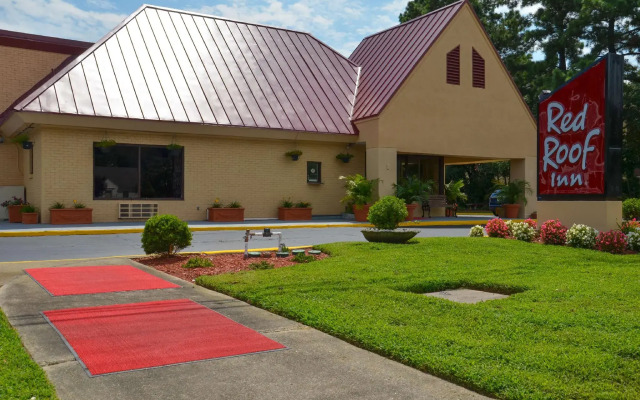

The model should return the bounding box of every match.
[226,201,242,208]
[623,198,640,220]
[249,261,274,270]
[368,196,408,230]
[20,204,36,213]
[292,253,315,263]
[469,225,484,237]
[294,201,311,208]
[183,257,214,269]
[50,201,65,209]
[280,198,294,208]
[141,215,192,255]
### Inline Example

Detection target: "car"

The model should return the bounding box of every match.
[489,190,502,216]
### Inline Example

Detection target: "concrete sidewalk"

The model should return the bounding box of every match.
[0,215,497,237]
[0,258,489,400]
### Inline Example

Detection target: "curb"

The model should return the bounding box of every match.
[0,219,517,238]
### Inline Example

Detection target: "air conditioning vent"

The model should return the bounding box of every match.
[119,203,158,219]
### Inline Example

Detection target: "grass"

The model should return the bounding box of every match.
[0,308,58,400]
[197,238,640,400]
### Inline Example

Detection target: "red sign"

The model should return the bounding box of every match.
[538,59,607,196]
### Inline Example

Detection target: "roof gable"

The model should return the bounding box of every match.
[13,5,360,135]
[348,1,464,121]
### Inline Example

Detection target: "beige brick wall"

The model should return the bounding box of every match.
[36,128,364,223]
[0,142,24,186]
[0,46,70,112]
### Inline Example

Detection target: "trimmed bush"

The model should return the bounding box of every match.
[566,224,598,249]
[595,230,627,254]
[368,196,408,230]
[523,218,538,230]
[141,214,192,255]
[623,198,640,220]
[540,219,567,245]
[485,218,509,238]
[627,229,640,252]
[249,261,274,270]
[183,257,213,269]
[510,222,537,242]
[618,219,640,234]
[292,253,315,263]
[469,225,484,237]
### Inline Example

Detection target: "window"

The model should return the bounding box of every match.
[307,161,321,183]
[446,46,460,85]
[472,48,485,88]
[94,144,184,200]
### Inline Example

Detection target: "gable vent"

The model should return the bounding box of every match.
[446,46,460,85]
[119,203,158,219]
[472,48,485,89]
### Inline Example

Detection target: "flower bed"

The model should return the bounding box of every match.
[136,250,327,282]
[472,217,638,255]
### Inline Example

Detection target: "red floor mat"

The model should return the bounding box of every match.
[43,299,286,376]
[25,265,180,296]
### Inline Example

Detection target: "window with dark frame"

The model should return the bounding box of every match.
[307,161,321,183]
[93,144,184,200]
[446,45,461,85]
[472,48,485,89]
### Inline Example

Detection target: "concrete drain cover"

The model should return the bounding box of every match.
[424,289,509,304]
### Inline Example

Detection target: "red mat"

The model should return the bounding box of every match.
[25,265,180,296]
[43,299,286,376]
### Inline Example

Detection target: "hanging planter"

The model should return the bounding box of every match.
[10,133,30,149]
[285,150,302,161]
[336,153,354,163]
[166,143,183,157]
[95,138,117,153]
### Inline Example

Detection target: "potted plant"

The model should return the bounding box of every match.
[285,150,303,161]
[49,200,93,224]
[95,138,117,153]
[278,199,312,220]
[166,142,183,157]
[497,179,532,218]
[444,179,468,217]
[340,174,378,222]
[394,176,435,220]
[336,153,354,163]
[20,204,38,224]
[361,196,419,243]
[207,199,245,222]
[10,133,32,149]
[2,196,26,223]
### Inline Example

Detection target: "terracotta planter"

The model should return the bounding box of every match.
[352,204,371,222]
[21,212,38,224]
[278,207,312,221]
[50,208,93,225]
[7,205,23,223]
[503,204,520,219]
[208,207,244,222]
[405,203,418,220]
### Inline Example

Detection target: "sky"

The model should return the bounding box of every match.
[0,0,415,56]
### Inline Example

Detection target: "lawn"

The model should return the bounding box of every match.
[0,308,58,400]
[197,238,640,400]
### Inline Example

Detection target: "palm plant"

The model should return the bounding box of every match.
[340,174,379,208]
[394,176,435,204]
[445,179,468,205]
[497,179,532,205]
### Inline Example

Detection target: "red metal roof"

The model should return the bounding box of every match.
[12,6,360,135]
[348,1,465,121]
[0,29,92,55]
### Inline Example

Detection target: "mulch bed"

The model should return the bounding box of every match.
[136,250,328,282]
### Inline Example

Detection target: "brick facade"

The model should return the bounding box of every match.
[33,127,364,223]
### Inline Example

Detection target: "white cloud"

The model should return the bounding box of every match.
[0,0,126,41]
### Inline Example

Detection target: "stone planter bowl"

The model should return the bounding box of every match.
[361,229,419,244]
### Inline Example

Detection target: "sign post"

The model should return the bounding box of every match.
[536,53,623,231]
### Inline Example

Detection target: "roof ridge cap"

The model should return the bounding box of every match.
[358,0,465,42]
